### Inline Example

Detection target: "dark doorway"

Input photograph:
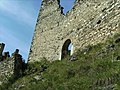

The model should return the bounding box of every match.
[61,39,72,59]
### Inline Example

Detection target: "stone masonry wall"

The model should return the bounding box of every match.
[0,43,5,60]
[0,43,5,55]
[0,43,14,85]
[28,0,120,62]
[0,60,14,85]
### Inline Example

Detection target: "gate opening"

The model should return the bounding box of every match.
[61,39,73,59]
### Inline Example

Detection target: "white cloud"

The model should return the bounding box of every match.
[0,0,36,27]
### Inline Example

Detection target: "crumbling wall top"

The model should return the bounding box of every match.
[0,43,5,56]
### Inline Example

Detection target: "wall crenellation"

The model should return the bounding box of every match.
[0,43,25,86]
[28,0,120,62]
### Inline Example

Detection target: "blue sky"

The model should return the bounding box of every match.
[0,0,75,62]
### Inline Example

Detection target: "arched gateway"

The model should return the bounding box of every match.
[61,39,73,59]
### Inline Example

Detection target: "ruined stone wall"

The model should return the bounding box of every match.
[0,43,5,55]
[0,60,14,85]
[28,0,120,62]
[0,43,5,60]
[0,43,14,85]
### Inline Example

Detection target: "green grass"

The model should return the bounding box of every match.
[1,33,120,90]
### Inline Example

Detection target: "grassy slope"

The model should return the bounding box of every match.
[1,34,120,90]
